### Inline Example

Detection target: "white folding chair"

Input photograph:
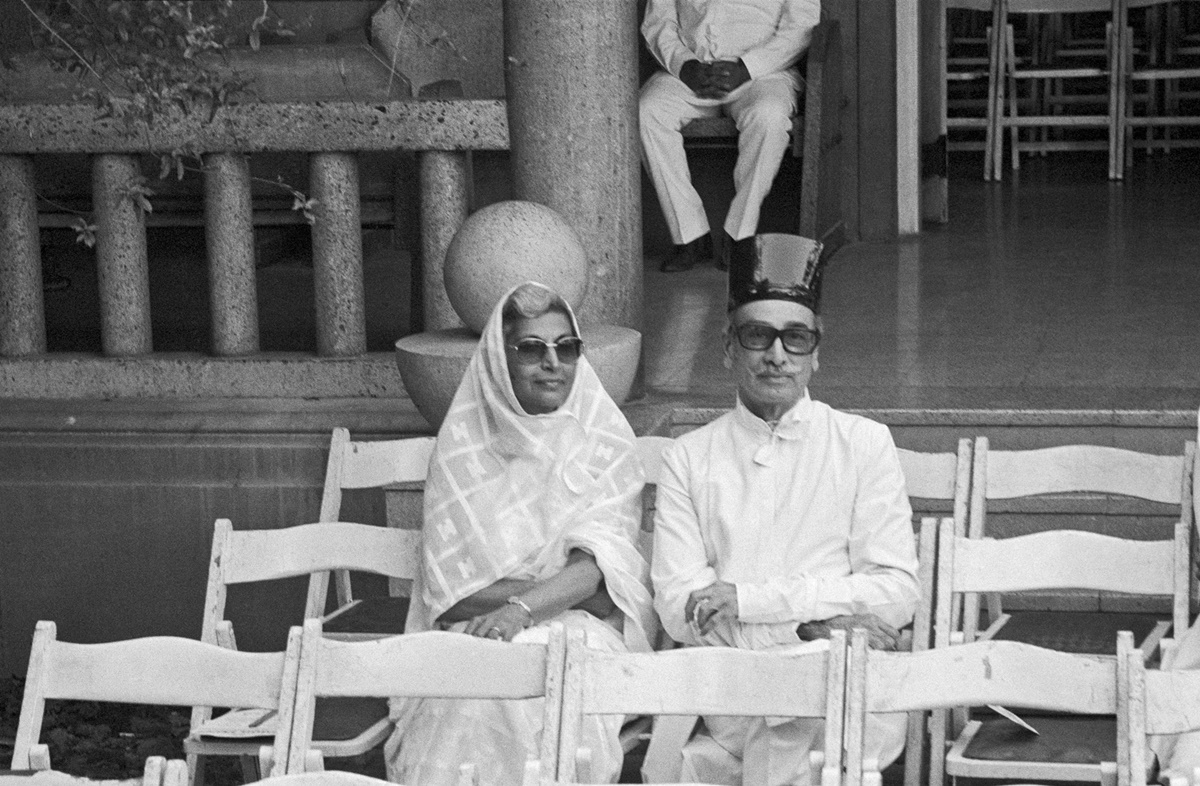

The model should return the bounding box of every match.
[558,626,848,785]
[286,619,566,780]
[844,628,1135,786]
[964,439,1196,655]
[13,621,296,783]
[896,440,973,786]
[187,517,422,782]
[1124,632,1200,786]
[988,0,1126,179]
[930,514,1189,786]
[313,428,435,633]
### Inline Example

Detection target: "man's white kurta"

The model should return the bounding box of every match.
[651,392,919,784]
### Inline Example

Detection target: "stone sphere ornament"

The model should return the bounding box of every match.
[443,200,589,333]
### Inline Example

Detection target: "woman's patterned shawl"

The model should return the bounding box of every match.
[406,282,657,652]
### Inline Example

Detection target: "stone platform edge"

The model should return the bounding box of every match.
[2,391,1195,437]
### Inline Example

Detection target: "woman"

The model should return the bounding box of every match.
[385,282,658,786]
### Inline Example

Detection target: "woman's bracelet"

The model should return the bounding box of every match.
[506,596,534,626]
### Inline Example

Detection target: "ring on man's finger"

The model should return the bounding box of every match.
[487,627,502,639]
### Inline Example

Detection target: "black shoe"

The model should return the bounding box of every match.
[714,232,733,271]
[660,234,713,273]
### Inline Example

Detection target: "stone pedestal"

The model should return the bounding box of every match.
[396,325,640,429]
[503,0,642,330]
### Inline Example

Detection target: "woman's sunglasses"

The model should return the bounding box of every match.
[508,337,584,366]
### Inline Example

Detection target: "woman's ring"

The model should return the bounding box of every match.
[487,627,502,639]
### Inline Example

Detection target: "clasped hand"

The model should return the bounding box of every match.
[796,613,907,651]
[461,602,532,643]
[680,59,751,99]
[685,580,738,635]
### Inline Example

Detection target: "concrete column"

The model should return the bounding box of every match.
[204,153,260,356]
[309,153,366,357]
[418,150,469,331]
[503,0,642,330]
[0,155,46,356]
[93,154,152,357]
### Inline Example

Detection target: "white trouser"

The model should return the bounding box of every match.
[639,69,801,246]
[679,712,908,786]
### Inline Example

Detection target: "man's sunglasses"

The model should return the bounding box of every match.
[734,323,820,355]
[508,337,584,366]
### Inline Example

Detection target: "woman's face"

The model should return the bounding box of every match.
[505,310,578,415]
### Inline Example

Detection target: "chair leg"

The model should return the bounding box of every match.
[904,710,927,786]
[984,19,1001,180]
[187,753,205,786]
[239,754,260,785]
[928,709,947,786]
[1007,26,1020,172]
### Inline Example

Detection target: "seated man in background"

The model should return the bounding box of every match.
[640,0,821,272]
[651,234,919,784]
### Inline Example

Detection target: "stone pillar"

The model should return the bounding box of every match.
[418,151,469,331]
[93,154,152,356]
[503,0,642,330]
[310,153,366,357]
[204,153,260,356]
[0,155,46,356]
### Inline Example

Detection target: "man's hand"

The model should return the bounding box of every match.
[679,60,709,94]
[685,581,738,635]
[708,59,751,94]
[679,60,729,99]
[797,614,904,651]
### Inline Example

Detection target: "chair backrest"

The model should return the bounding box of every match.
[934,516,1191,648]
[316,428,436,611]
[897,440,974,646]
[249,775,405,786]
[201,517,422,633]
[556,627,847,784]
[1125,644,1200,786]
[13,621,297,777]
[845,628,1133,786]
[964,439,1196,641]
[285,619,567,775]
[194,517,420,752]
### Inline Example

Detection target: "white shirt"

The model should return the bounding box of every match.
[641,0,822,81]
[651,392,920,648]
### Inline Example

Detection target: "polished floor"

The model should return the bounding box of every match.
[642,152,1200,414]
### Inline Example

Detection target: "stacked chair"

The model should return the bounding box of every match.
[959,0,1200,178]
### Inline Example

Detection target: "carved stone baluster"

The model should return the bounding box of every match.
[93,154,151,356]
[310,153,366,357]
[204,152,260,356]
[0,155,46,357]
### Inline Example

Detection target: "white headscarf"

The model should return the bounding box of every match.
[407,282,657,652]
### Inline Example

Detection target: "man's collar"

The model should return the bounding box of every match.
[733,390,814,438]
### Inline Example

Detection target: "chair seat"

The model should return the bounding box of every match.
[991,610,1165,654]
[323,597,410,636]
[962,716,1117,763]
[187,697,391,755]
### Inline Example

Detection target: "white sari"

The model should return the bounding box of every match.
[384,283,657,786]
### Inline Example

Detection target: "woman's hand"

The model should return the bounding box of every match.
[463,601,533,642]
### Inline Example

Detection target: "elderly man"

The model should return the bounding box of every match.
[651,234,920,785]
[640,0,821,272]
